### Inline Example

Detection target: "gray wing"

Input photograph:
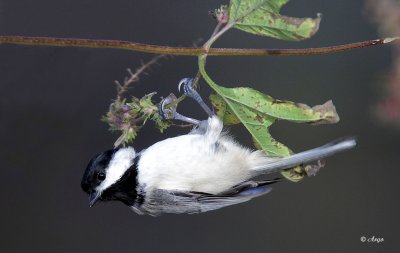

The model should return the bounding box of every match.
[134,179,279,216]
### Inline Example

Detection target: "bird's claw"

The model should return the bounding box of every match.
[178,77,214,117]
[178,78,197,98]
[159,95,177,120]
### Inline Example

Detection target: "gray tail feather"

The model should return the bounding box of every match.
[252,137,356,175]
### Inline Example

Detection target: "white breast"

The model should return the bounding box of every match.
[137,134,268,194]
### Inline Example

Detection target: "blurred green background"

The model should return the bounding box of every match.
[0,0,398,252]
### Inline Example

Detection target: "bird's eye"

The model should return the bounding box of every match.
[97,172,106,181]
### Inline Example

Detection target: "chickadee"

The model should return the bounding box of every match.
[81,78,356,216]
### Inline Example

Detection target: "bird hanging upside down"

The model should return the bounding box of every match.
[81,78,356,216]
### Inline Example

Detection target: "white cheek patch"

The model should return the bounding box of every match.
[96,147,136,192]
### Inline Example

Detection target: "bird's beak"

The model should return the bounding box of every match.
[89,193,100,207]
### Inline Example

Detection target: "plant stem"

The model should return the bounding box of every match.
[210,21,224,39]
[0,36,397,56]
[203,22,235,52]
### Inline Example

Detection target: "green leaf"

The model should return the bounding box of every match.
[216,86,339,124]
[209,93,241,125]
[211,92,286,156]
[199,56,338,181]
[139,92,158,124]
[209,89,338,156]
[228,0,321,41]
[210,90,313,181]
[280,166,306,182]
[152,114,171,133]
[139,92,171,132]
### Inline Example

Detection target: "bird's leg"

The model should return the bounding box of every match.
[177,78,223,141]
[159,78,215,125]
[178,78,214,117]
[159,95,200,125]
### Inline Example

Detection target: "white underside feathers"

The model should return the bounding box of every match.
[136,116,356,196]
[137,117,272,194]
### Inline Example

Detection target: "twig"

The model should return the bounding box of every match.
[0,36,397,56]
[115,54,166,100]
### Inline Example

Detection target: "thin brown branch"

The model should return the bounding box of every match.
[116,54,166,99]
[0,36,397,56]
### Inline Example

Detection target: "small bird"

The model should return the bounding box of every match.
[81,78,356,216]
